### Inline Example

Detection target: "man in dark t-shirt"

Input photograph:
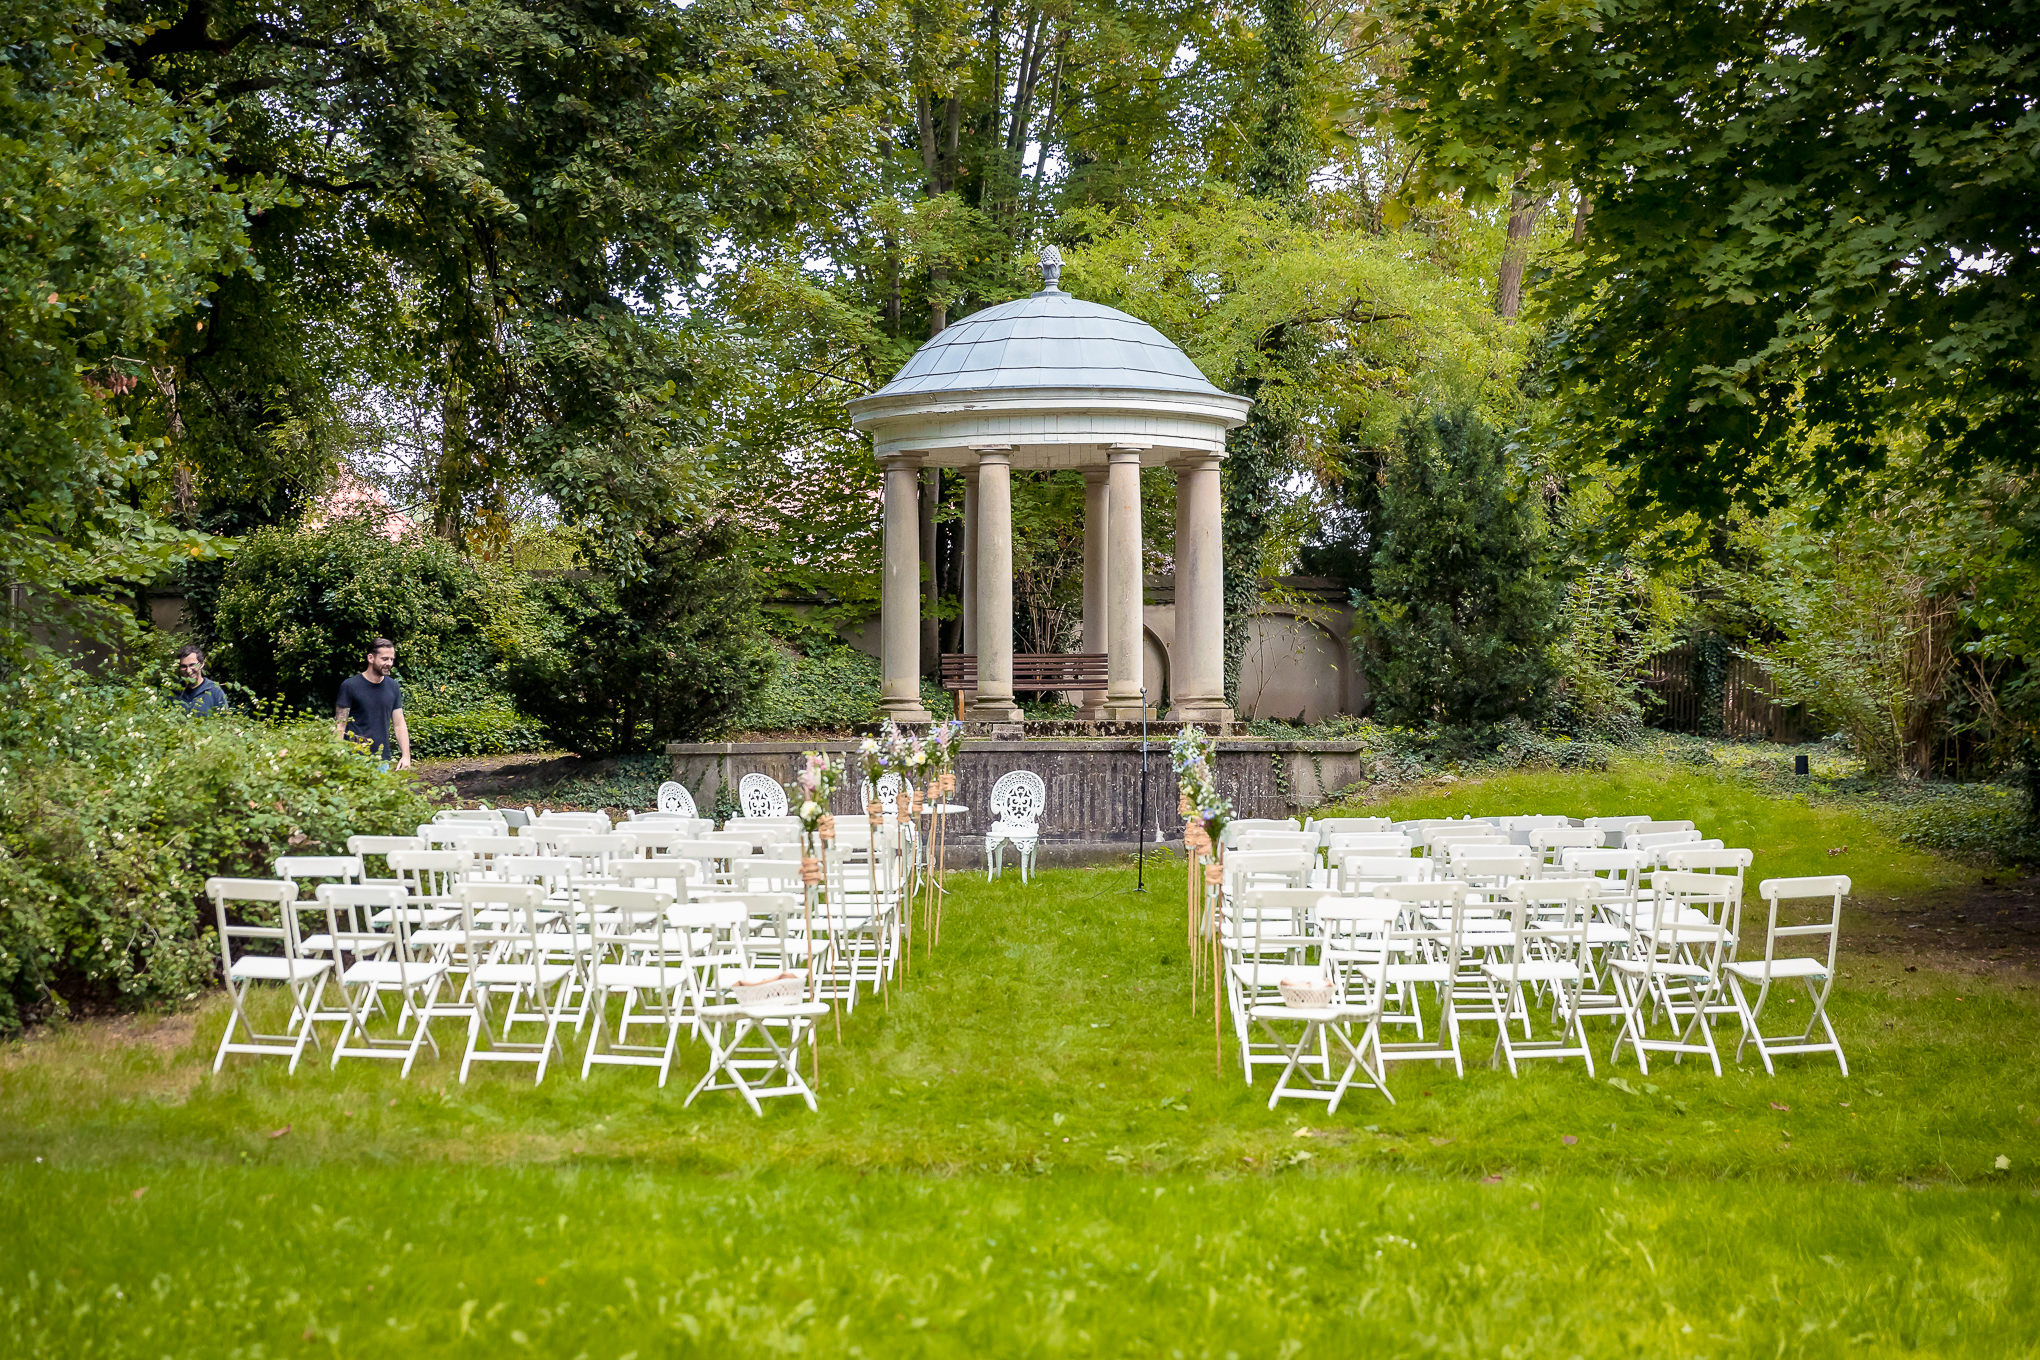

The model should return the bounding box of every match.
[334,637,411,768]
[172,644,229,715]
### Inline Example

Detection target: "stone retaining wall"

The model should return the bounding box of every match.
[664,737,1378,865]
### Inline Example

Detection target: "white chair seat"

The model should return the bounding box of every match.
[700,999,831,1019]
[1608,958,1711,980]
[599,964,692,992]
[1482,960,1583,984]
[1385,962,1450,984]
[1725,957,1829,981]
[471,962,575,987]
[229,956,329,982]
[342,960,449,987]
[301,933,393,955]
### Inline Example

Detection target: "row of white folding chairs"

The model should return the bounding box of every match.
[266,837,910,1036]
[1216,871,1845,1104]
[205,873,836,1110]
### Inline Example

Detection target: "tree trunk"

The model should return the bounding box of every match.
[1495,190,1551,319]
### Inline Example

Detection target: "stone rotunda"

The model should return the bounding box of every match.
[847,249,1252,726]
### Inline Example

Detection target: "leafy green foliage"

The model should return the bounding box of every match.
[1363,408,1556,725]
[0,664,435,1034]
[1390,0,2040,511]
[402,699,551,761]
[0,0,252,651]
[208,513,522,713]
[504,519,770,754]
[1550,562,1680,737]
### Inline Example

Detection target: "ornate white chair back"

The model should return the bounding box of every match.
[736,773,789,819]
[656,780,698,817]
[989,770,1045,828]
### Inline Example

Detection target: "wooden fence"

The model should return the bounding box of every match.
[1642,642,1806,742]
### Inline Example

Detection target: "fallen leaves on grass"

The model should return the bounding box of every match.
[1770,1103,1790,1113]
[130,1187,147,1201]
[1997,1155,2012,1171]
[268,1125,291,1139]
[1429,1136,1454,1147]
[1561,1135,1578,1146]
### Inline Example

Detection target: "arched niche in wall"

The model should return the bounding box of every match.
[1143,627,1171,712]
[1236,613,1347,722]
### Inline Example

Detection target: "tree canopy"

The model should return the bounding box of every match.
[1390,0,2040,515]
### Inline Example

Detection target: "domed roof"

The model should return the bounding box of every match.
[860,287,1228,401]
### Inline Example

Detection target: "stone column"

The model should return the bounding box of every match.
[1078,469,1110,718]
[879,457,933,722]
[1101,447,1147,721]
[1168,453,1233,724]
[968,448,1023,721]
[919,468,939,676]
[960,469,977,654]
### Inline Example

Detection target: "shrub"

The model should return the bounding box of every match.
[731,644,948,733]
[1362,408,1558,726]
[0,662,438,1034]
[210,511,526,712]
[403,700,552,759]
[504,519,772,755]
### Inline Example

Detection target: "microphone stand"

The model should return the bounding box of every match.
[1135,683,1149,893]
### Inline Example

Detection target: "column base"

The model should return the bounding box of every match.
[1167,699,1235,725]
[966,696,1024,722]
[1098,696,1153,722]
[878,697,935,723]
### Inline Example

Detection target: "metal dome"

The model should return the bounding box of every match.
[858,287,1229,401]
[847,283,1250,471]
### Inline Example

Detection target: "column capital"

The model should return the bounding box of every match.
[1082,466,1108,485]
[1106,445,1145,467]
[1173,452,1223,472]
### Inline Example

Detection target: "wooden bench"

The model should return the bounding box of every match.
[939,653,1108,712]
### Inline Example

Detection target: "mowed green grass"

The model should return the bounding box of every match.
[2,762,2037,1357]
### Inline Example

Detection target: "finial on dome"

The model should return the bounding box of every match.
[1037,245,1063,292]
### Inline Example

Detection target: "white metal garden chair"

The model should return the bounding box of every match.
[314,883,448,1076]
[655,780,700,817]
[1724,876,1850,1075]
[984,769,1045,882]
[206,877,331,1073]
[736,772,790,819]
[452,881,577,1083]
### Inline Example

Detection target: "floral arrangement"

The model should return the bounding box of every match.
[1169,724,1232,840]
[788,750,844,835]
[921,718,964,797]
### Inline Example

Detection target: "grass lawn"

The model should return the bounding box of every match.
[3,757,2037,1356]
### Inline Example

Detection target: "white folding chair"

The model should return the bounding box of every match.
[579,885,690,1086]
[1337,854,1431,893]
[1607,870,1731,1076]
[1483,880,1598,1076]
[1527,826,1603,868]
[314,883,448,1076]
[534,811,613,833]
[1373,880,1472,1076]
[614,857,701,900]
[1224,849,1314,898]
[1725,876,1850,1075]
[558,833,632,883]
[1325,832,1413,860]
[347,834,426,888]
[1220,817,1302,850]
[205,878,330,1073]
[1232,830,1321,856]
[1422,829,1508,859]
[1223,886,1326,1083]
[1306,816,1391,843]
[1263,899,1395,1114]
[453,881,577,1083]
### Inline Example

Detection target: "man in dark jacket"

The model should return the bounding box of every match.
[172,644,229,715]
[334,637,411,769]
